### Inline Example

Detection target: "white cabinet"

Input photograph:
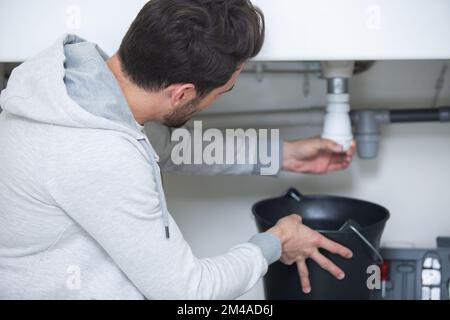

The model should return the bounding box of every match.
[1,0,450,62]
[253,0,450,60]
[0,0,148,61]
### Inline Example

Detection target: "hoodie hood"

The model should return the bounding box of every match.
[0,34,144,140]
[0,34,169,237]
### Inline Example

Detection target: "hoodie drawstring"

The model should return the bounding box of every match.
[138,139,170,239]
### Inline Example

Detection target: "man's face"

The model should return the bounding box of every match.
[163,67,243,128]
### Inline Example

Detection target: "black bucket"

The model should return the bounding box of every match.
[252,188,389,300]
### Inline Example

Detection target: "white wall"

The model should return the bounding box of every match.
[163,60,450,300]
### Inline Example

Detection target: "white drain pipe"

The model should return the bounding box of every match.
[320,61,355,151]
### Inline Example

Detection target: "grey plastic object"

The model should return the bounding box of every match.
[351,107,450,159]
[374,243,450,300]
[437,237,450,248]
[440,107,450,122]
[352,110,389,159]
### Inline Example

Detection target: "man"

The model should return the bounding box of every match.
[0,0,355,299]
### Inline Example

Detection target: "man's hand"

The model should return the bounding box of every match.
[268,214,353,294]
[282,137,356,174]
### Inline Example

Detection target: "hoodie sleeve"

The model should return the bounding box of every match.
[45,134,274,299]
[144,121,282,176]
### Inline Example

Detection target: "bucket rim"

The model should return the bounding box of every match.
[252,193,390,234]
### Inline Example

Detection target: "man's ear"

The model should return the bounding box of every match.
[165,83,197,107]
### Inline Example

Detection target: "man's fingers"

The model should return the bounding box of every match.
[346,142,357,157]
[296,260,311,294]
[319,236,353,259]
[318,138,343,154]
[327,163,346,172]
[318,138,357,155]
[330,153,344,162]
[328,154,352,171]
[332,152,353,164]
[311,250,345,280]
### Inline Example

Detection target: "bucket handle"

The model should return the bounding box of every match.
[346,222,384,265]
[285,188,303,202]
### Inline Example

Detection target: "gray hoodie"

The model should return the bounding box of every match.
[0,35,281,299]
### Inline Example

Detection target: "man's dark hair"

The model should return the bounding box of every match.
[118,0,265,97]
